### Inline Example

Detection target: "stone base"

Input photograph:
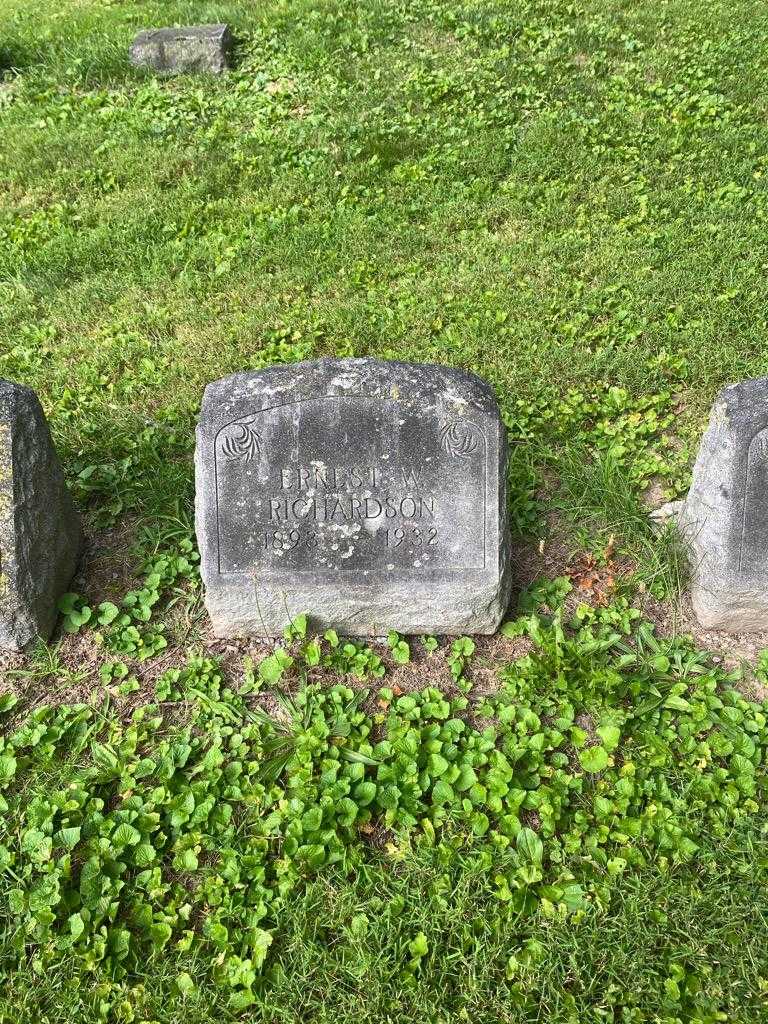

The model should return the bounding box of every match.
[204,571,512,639]
[690,581,768,632]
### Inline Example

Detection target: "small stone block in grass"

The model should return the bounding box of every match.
[129,24,232,75]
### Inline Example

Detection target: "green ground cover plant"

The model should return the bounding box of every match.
[2,0,768,1020]
[3,585,768,1022]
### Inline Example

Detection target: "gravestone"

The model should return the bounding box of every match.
[129,24,232,75]
[0,382,83,651]
[681,376,768,631]
[195,358,511,637]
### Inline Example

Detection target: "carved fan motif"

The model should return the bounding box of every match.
[439,420,480,459]
[221,424,261,462]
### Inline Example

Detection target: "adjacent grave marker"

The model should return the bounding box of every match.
[129,24,232,75]
[0,381,83,651]
[195,358,511,637]
[681,376,768,631]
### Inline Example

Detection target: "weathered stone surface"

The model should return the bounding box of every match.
[129,24,232,75]
[681,376,768,631]
[0,382,83,651]
[195,358,511,637]
[649,499,684,526]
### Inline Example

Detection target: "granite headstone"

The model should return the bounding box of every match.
[195,358,511,637]
[0,381,83,651]
[681,376,768,631]
[129,24,232,75]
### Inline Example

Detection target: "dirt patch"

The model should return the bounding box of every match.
[469,631,536,700]
[76,518,143,606]
[410,23,458,51]
[0,649,24,681]
[48,632,106,701]
[510,519,576,594]
[643,479,668,510]
[383,641,453,695]
[574,710,597,742]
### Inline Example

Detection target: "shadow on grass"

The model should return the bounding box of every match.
[0,42,28,73]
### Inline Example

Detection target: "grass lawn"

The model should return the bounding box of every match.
[1,0,768,1020]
